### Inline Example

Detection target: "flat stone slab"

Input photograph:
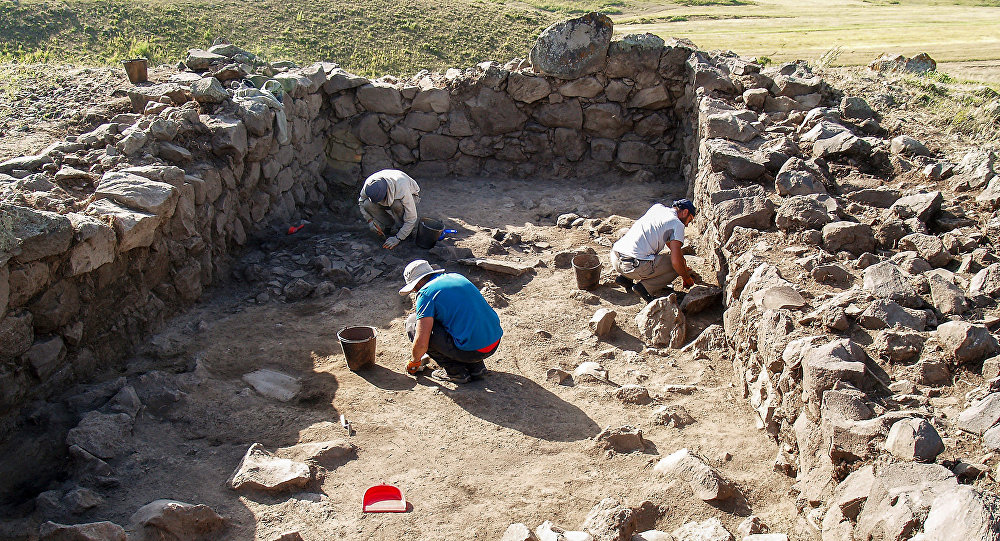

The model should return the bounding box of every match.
[242,369,301,402]
[275,440,357,468]
[752,284,807,311]
[65,411,133,459]
[96,172,179,217]
[957,393,1000,435]
[39,521,126,541]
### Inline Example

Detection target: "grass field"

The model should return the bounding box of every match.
[0,0,566,76]
[1,0,1000,75]
[615,0,1000,67]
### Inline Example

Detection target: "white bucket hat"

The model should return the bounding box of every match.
[398,259,444,295]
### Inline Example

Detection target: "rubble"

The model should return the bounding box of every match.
[635,295,686,348]
[228,443,314,492]
[590,308,617,338]
[129,500,226,541]
[654,448,734,501]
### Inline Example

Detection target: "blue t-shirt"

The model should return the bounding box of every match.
[414,273,503,351]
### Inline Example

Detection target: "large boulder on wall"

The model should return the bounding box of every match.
[529,12,614,79]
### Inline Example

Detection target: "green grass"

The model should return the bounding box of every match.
[0,0,557,76]
[897,71,1000,142]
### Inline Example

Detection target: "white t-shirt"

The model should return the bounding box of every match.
[612,204,685,260]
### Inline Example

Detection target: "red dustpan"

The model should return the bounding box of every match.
[362,484,407,513]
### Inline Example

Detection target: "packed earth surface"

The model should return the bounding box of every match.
[3,22,1000,541]
[7,176,805,539]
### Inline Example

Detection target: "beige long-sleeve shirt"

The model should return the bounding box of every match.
[358,169,421,240]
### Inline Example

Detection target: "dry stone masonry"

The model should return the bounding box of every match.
[1,15,697,439]
[686,43,1000,541]
[2,10,1000,540]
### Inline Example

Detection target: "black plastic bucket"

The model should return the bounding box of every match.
[338,326,377,370]
[415,218,444,249]
[572,253,602,291]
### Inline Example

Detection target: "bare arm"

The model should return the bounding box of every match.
[411,317,433,365]
[668,240,695,287]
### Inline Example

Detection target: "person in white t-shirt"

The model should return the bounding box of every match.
[610,199,697,303]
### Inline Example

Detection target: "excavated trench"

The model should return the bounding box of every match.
[4,19,1000,540]
[1,29,768,539]
[3,172,797,540]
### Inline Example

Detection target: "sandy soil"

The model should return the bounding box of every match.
[49,176,801,540]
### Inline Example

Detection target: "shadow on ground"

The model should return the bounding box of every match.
[434,371,600,442]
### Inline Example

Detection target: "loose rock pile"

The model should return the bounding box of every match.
[686,43,1000,540]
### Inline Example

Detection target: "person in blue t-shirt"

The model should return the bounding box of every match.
[399,259,503,384]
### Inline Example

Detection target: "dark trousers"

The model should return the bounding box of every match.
[405,314,497,377]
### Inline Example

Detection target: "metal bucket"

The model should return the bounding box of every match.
[338,326,377,371]
[122,58,148,84]
[415,218,444,249]
[572,253,602,291]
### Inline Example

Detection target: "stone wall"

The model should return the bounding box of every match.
[0,22,700,437]
[687,55,1000,538]
[321,37,694,184]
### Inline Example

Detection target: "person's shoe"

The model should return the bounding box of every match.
[632,283,656,303]
[469,367,488,380]
[614,275,634,291]
[430,369,471,384]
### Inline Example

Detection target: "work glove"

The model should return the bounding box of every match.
[368,220,384,237]
[382,236,400,250]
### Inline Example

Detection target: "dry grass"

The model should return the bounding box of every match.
[823,65,1000,151]
[616,0,1000,67]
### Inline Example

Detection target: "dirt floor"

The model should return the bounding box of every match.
[10,58,997,540]
[32,176,799,540]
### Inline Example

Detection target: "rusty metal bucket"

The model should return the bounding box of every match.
[572,253,602,291]
[122,58,148,84]
[338,326,377,371]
